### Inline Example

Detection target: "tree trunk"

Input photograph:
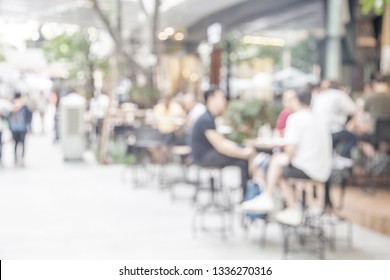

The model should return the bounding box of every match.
[147,0,161,90]
[91,0,147,77]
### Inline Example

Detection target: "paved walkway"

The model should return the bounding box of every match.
[1,113,390,259]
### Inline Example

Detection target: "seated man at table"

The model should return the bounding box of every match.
[359,75,390,173]
[242,90,332,225]
[191,86,255,199]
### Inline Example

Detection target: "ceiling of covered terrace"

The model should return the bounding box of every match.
[0,0,325,43]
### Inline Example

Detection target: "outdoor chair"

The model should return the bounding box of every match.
[365,118,390,192]
[280,159,353,260]
[130,125,165,187]
[164,145,199,201]
[192,165,233,239]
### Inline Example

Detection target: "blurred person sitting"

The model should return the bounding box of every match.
[8,92,33,166]
[251,90,297,182]
[148,93,185,163]
[274,89,296,137]
[153,93,186,146]
[0,96,13,166]
[242,90,332,225]
[364,75,390,133]
[191,86,255,200]
[312,81,357,158]
[359,75,390,172]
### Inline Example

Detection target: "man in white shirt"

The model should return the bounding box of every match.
[242,90,332,225]
[312,86,357,158]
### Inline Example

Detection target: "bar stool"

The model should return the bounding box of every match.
[280,178,327,259]
[322,166,354,249]
[192,165,232,239]
[165,145,198,201]
[280,172,353,259]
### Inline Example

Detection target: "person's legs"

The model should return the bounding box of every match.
[40,110,45,134]
[54,112,60,143]
[265,153,290,194]
[278,178,296,208]
[200,149,250,197]
[281,164,312,207]
[332,130,357,158]
[12,132,19,164]
[20,132,26,161]
[274,165,313,226]
[241,152,289,213]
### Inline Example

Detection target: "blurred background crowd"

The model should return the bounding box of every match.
[0,0,390,259]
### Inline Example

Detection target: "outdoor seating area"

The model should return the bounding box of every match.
[0,0,390,261]
[0,129,389,259]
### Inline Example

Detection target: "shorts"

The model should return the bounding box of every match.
[282,164,310,180]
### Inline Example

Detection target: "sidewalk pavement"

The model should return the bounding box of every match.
[1,124,390,259]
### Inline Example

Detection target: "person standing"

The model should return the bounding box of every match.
[8,92,32,166]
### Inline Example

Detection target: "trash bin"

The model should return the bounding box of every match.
[60,92,86,161]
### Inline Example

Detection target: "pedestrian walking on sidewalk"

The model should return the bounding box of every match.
[8,92,32,166]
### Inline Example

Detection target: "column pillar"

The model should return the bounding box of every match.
[325,0,343,80]
[381,4,390,75]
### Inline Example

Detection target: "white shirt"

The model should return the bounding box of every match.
[188,103,206,124]
[284,109,332,182]
[312,89,356,133]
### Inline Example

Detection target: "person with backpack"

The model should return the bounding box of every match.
[8,92,32,166]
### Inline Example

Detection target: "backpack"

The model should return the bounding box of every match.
[8,106,32,132]
[244,180,267,220]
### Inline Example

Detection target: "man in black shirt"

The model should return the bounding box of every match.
[191,87,255,198]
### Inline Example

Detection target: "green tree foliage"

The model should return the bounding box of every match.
[43,31,89,64]
[360,0,390,15]
[43,28,108,97]
[290,35,318,73]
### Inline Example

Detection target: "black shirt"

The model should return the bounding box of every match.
[191,110,216,164]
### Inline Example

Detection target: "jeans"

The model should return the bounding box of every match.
[12,131,26,162]
[332,130,357,158]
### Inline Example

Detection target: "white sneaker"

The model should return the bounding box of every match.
[241,193,274,213]
[274,208,303,226]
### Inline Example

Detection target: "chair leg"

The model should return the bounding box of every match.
[192,168,232,239]
[260,221,268,248]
